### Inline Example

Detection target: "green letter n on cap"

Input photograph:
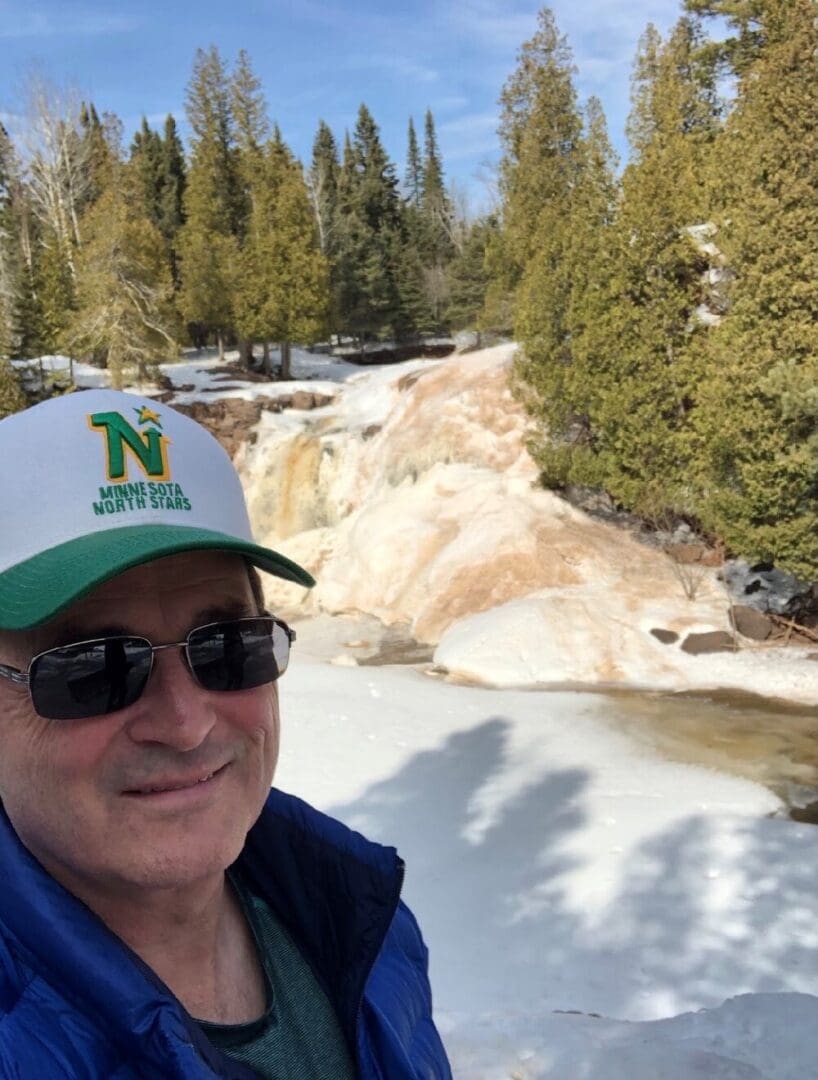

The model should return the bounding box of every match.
[88,411,171,483]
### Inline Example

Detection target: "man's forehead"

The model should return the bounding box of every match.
[31,552,255,643]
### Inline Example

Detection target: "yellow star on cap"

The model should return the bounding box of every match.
[135,406,162,427]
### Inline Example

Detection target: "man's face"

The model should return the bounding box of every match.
[0,551,279,898]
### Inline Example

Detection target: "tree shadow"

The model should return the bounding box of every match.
[327,715,817,1032]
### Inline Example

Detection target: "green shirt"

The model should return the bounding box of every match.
[198,874,357,1080]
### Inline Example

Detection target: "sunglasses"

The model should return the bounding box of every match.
[0,616,294,721]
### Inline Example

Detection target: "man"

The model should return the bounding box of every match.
[0,389,451,1079]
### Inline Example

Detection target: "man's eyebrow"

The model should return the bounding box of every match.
[192,600,259,626]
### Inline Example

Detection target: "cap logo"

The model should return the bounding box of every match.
[85,407,193,520]
[88,408,170,482]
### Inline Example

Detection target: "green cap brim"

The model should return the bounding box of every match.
[0,524,315,630]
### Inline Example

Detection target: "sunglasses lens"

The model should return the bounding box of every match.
[30,639,152,721]
[187,618,287,693]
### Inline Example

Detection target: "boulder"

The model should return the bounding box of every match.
[650,628,679,645]
[681,631,736,655]
[730,604,773,641]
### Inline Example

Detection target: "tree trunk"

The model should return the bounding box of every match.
[238,338,252,369]
[280,341,291,380]
[217,332,225,363]
[262,341,270,367]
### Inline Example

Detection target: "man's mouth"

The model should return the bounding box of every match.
[124,763,228,796]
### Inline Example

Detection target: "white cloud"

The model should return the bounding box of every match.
[0,9,140,40]
[344,54,439,85]
[437,109,499,162]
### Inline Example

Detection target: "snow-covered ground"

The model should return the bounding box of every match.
[19,346,818,1076]
[279,621,818,1079]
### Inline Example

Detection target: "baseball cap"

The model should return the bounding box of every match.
[0,389,314,630]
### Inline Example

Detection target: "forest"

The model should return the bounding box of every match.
[1,0,816,577]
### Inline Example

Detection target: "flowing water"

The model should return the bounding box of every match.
[598,686,818,822]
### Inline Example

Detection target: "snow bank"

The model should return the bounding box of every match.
[278,653,818,1078]
[433,591,818,704]
[442,994,818,1079]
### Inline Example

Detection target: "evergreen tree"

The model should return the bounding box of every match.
[234,133,328,378]
[178,46,240,357]
[420,109,451,260]
[503,7,585,436]
[130,117,164,226]
[416,109,453,329]
[690,0,818,575]
[308,120,340,338]
[231,49,269,238]
[498,7,582,276]
[309,120,339,256]
[444,215,496,337]
[65,168,177,389]
[158,115,187,282]
[335,105,403,342]
[563,18,718,511]
[78,102,116,213]
[404,117,422,208]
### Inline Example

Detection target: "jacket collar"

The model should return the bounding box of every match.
[237,787,405,1047]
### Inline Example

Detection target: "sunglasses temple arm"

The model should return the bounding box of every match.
[0,663,29,686]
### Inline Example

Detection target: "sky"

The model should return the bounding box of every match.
[0,0,688,210]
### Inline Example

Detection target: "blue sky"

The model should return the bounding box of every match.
[0,0,685,209]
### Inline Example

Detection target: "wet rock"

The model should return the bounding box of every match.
[289,389,335,410]
[650,628,679,644]
[719,559,813,616]
[730,604,773,641]
[172,398,280,458]
[664,542,722,567]
[681,631,737,655]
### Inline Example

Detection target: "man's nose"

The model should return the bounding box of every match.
[124,646,217,750]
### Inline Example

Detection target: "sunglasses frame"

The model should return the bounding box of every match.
[0,615,295,719]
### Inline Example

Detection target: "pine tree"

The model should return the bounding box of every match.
[404,117,422,208]
[334,105,403,343]
[415,109,453,330]
[234,133,328,378]
[564,18,719,511]
[65,167,177,389]
[158,115,186,283]
[503,7,585,436]
[79,102,117,213]
[689,0,818,575]
[178,46,240,358]
[130,117,164,226]
[444,215,496,337]
[231,49,269,239]
[498,7,583,276]
[307,120,341,340]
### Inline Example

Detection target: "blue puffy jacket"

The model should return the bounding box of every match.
[0,789,452,1079]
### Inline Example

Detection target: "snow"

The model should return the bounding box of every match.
[433,592,818,704]
[19,344,818,1076]
[278,631,818,1079]
[236,344,818,706]
[12,354,108,388]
